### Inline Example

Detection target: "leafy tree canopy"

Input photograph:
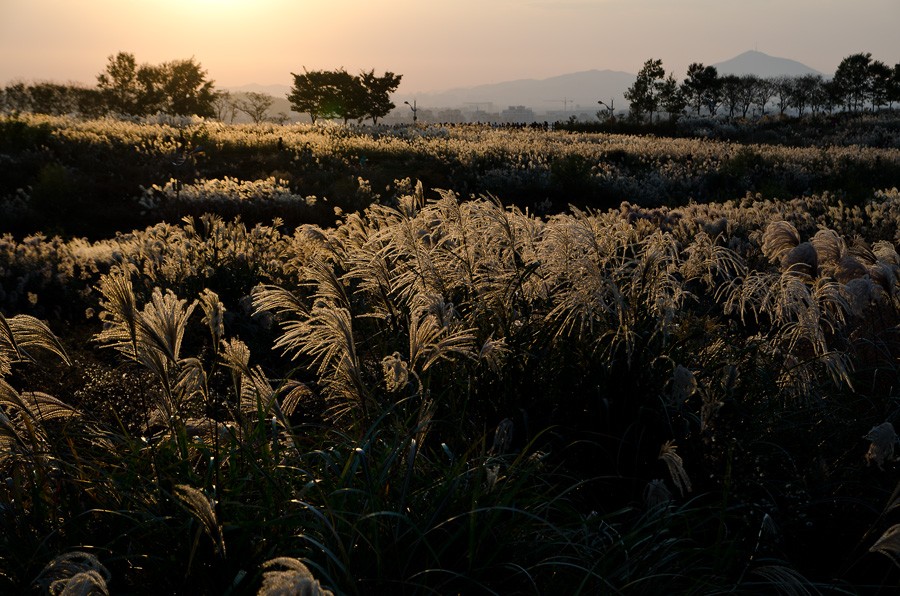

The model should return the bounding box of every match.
[96,52,215,117]
[288,68,402,124]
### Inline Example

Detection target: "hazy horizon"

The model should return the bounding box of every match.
[2,0,898,96]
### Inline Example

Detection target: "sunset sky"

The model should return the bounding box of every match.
[2,0,898,95]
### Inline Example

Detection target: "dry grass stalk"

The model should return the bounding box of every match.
[643,479,673,509]
[749,565,819,596]
[490,418,514,456]
[659,440,692,496]
[174,484,226,558]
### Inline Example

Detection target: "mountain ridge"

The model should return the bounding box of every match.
[224,51,825,114]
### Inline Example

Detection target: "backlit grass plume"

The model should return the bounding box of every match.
[0,312,71,377]
[32,551,111,596]
[258,558,334,596]
[762,221,801,263]
[95,269,200,424]
[174,484,226,558]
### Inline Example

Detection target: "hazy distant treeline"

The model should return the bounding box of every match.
[0,52,401,125]
[2,52,899,123]
[621,52,900,123]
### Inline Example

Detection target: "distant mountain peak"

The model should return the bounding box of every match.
[711,51,823,78]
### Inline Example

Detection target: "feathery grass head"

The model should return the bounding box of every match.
[844,277,881,316]
[868,263,896,295]
[666,365,698,405]
[762,221,800,263]
[199,288,226,344]
[659,440,692,496]
[873,240,900,267]
[381,351,410,392]
[833,255,868,285]
[870,524,900,571]
[32,551,111,596]
[866,422,898,469]
[0,312,71,373]
[174,484,226,558]
[258,557,335,596]
[848,236,877,264]
[810,229,845,266]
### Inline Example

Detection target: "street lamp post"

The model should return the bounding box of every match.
[404,100,418,123]
[597,99,614,119]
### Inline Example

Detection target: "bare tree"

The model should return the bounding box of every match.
[773,76,793,115]
[212,90,239,123]
[754,78,776,117]
[236,91,274,124]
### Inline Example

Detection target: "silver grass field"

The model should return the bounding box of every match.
[2,112,900,594]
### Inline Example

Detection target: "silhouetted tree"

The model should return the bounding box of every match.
[789,74,822,116]
[97,52,142,115]
[753,77,776,117]
[357,70,402,124]
[289,68,401,124]
[720,75,742,119]
[72,85,107,119]
[736,75,758,118]
[890,64,900,109]
[772,76,794,115]
[819,79,843,114]
[868,60,892,110]
[625,58,666,121]
[97,52,215,117]
[26,82,74,115]
[833,53,872,112]
[289,69,338,123]
[329,69,365,123]
[658,74,686,120]
[682,63,720,116]
[158,58,216,117]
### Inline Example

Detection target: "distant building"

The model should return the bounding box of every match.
[501,105,535,124]
[437,108,466,124]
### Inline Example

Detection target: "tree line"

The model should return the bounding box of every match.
[3,51,898,124]
[0,52,401,124]
[624,52,900,122]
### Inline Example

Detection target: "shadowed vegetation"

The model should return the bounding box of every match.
[2,115,900,594]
